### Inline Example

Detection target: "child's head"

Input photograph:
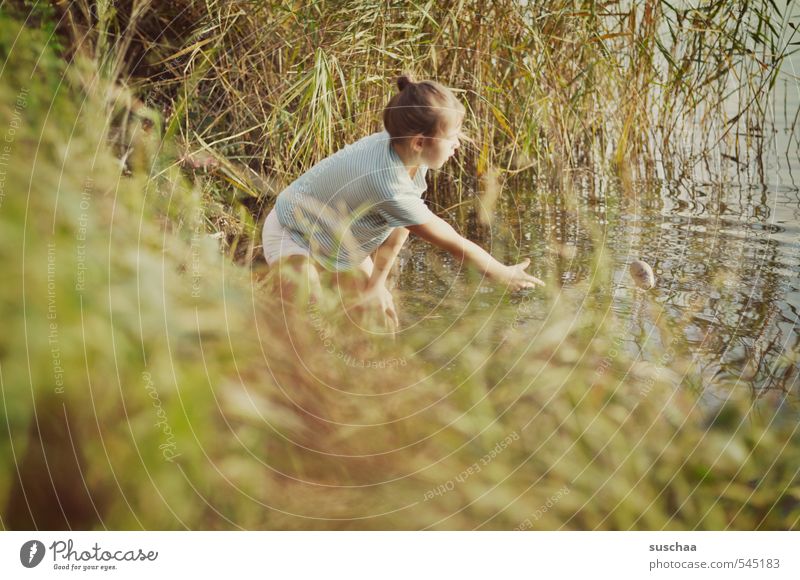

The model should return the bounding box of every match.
[383,73,465,169]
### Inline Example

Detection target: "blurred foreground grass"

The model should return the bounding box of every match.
[1,12,799,530]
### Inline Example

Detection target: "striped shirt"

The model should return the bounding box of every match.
[274,130,434,271]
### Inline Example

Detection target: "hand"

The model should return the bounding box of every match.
[357,282,399,329]
[492,258,545,291]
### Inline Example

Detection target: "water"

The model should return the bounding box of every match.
[395,45,800,408]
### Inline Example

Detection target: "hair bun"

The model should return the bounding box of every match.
[397,74,415,91]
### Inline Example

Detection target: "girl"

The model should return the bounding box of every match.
[262,74,544,327]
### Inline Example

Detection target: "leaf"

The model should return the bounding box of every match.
[490,104,514,137]
[149,36,215,66]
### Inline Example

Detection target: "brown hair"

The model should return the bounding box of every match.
[383,73,465,141]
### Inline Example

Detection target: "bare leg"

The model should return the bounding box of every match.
[271,254,322,307]
[333,257,397,336]
[329,256,373,303]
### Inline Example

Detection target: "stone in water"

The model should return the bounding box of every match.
[629,260,655,289]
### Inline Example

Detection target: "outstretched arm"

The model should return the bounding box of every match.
[366,227,409,291]
[407,214,544,291]
[358,227,410,328]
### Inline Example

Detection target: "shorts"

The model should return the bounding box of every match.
[261,208,313,266]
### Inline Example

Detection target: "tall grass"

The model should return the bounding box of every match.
[52,2,795,182]
[33,0,794,263]
[1,10,798,530]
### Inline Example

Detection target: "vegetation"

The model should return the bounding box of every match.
[0,2,797,530]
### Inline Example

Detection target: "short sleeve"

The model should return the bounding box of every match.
[375,192,434,227]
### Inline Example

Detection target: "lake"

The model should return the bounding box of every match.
[394,38,800,414]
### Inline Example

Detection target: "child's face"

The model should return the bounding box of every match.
[421,115,463,169]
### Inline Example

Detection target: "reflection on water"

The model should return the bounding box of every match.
[395,52,800,411]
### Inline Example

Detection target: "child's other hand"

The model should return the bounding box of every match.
[495,258,545,291]
[358,283,399,329]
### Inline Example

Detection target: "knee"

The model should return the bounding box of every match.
[272,256,321,301]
